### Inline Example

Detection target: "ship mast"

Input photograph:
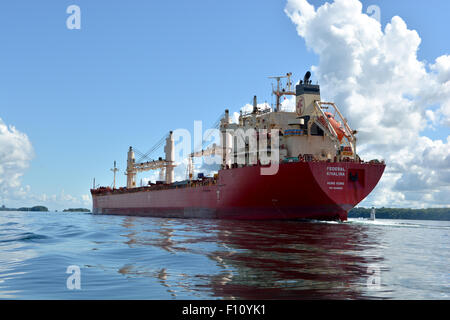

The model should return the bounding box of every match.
[110,161,119,189]
[268,72,295,112]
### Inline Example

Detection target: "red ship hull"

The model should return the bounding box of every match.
[91,161,385,221]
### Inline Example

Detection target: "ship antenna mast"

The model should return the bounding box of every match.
[110,161,119,189]
[268,72,294,112]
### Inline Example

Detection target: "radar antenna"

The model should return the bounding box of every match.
[268,72,295,112]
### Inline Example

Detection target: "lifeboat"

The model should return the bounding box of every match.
[320,112,348,142]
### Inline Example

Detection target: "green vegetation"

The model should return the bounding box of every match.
[349,207,450,221]
[0,206,90,213]
[63,208,91,212]
[0,206,49,212]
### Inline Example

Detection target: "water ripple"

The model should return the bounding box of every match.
[0,211,448,299]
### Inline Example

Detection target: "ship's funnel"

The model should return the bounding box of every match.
[253,95,258,113]
[303,71,311,84]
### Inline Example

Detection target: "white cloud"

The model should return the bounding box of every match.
[0,118,90,210]
[49,190,92,209]
[0,118,34,201]
[232,102,272,124]
[280,95,296,112]
[431,55,450,83]
[285,0,450,207]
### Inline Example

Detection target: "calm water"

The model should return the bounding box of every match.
[0,211,448,299]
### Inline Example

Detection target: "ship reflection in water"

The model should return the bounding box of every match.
[116,216,391,299]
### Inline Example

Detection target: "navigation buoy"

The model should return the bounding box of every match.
[370,207,376,221]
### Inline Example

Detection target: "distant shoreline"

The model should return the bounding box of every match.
[0,205,49,212]
[0,206,90,213]
[349,207,450,221]
[1,206,448,220]
[62,208,91,212]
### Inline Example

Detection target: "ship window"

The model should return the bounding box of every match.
[310,123,324,136]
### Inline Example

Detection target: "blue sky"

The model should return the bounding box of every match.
[0,0,449,209]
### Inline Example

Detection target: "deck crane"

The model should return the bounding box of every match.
[185,110,229,180]
[187,143,223,180]
[125,131,175,188]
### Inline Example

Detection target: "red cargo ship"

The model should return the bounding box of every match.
[91,72,385,221]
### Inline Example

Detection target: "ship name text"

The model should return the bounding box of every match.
[326,166,345,176]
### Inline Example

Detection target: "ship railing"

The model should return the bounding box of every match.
[240,108,272,118]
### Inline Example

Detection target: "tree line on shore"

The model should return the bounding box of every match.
[349,207,450,221]
[0,206,49,212]
[0,206,90,212]
[1,205,448,220]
